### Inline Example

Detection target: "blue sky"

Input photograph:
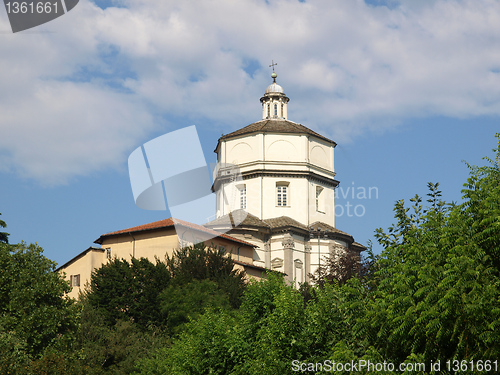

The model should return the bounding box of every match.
[0,0,499,266]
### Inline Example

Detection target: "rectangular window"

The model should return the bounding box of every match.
[277,185,288,206]
[106,248,111,259]
[239,185,247,209]
[70,274,80,287]
[274,103,278,116]
[316,186,324,212]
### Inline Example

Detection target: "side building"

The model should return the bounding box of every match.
[56,218,265,299]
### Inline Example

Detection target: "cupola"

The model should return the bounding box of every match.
[260,69,290,120]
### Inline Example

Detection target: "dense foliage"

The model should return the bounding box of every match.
[0,242,77,371]
[1,134,499,374]
[85,256,171,329]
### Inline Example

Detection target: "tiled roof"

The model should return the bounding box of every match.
[351,242,367,251]
[263,216,309,231]
[204,210,270,229]
[99,218,176,237]
[217,119,336,146]
[233,259,268,271]
[206,213,358,243]
[94,218,255,248]
[308,221,352,237]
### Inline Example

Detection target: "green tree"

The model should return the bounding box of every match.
[166,243,246,308]
[85,256,170,329]
[160,279,232,334]
[71,308,168,375]
[138,308,243,375]
[0,212,9,244]
[366,135,500,366]
[309,246,375,288]
[137,272,288,375]
[0,242,77,359]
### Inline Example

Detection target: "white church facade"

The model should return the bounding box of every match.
[206,70,365,284]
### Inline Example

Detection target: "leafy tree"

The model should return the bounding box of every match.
[73,310,168,374]
[0,242,77,359]
[85,256,170,329]
[137,273,288,375]
[0,212,9,244]
[138,308,244,375]
[0,323,31,373]
[166,243,247,308]
[160,279,232,334]
[309,247,374,288]
[365,135,500,365]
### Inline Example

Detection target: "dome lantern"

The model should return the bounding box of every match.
[260,61,289,120]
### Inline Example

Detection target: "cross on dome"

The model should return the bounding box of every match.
[269,60,278,82]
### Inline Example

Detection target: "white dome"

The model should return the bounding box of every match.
[265,82,284,94]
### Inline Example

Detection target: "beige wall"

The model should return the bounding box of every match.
[100,228,180,263]
[60,249,107,299]
[59,228,260,299]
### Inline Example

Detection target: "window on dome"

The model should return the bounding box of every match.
[267,104,270,118]
[281,103,284,117]
[316,186,325,212]
[274,103,278,117]
[238,184,247,209]
[276,182,289,206]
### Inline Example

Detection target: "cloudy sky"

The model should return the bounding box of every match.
[1,0,499,265]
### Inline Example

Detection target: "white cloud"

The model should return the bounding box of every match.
[1,0,500,184]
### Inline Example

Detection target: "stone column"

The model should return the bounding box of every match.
[304,244,312,283]
[282,233,295,282]
[264,240,271,269]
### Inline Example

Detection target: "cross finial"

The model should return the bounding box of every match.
[269,60,278,82]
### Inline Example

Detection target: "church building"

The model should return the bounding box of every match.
[205,70,365,284]
[57,68,365,297]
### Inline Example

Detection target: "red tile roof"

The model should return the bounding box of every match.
[94,217,255,248]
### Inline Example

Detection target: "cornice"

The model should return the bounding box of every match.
[213,169,339,191]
